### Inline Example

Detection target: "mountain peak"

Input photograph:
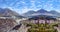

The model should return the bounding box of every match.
[0,8,20,17]
[37,9,48,13]
[23,9,60,17]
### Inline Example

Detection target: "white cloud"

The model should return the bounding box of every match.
[6,7,22,14]
[30,0,37,9]
[41,1,45,3]
[9,2,15,6]
[13,8,22,14]
[47,0,53,2]
[21,7,30,13]
[21,1,26,4]
[30,0,35,3]
[1,0,60,14]
[37,2,41,3]
[37,5,42,7]
[42,3,53,11]
[13,0,27,8]
[2,6,14,10]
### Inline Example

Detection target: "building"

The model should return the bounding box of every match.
[21,16,60,24]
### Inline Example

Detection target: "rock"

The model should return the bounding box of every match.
[0,19,16,32]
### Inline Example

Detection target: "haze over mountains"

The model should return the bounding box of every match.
[0,8,60,18]
[22,9,60,18]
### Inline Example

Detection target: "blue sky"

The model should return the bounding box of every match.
[0,0,60,14]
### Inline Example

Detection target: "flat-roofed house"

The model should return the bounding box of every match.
[22,16,57,24]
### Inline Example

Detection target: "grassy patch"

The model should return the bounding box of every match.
[27,23,58,32]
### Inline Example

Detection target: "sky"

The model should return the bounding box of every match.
[0,0,60,14]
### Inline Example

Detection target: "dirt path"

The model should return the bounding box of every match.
[54,27,60,32]
[9,24,31,32]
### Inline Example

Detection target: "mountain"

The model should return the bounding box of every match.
[0,8,24,18]
[37,9,48,13]
[22,10,36,17]
[31,9,53,16]
[49,10,60,17]
[0,8,20,16]
[22,9,60,18]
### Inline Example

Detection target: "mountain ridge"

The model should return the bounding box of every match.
[0,8,20,16]
[22,9,60,18]
[0,8,24,18]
